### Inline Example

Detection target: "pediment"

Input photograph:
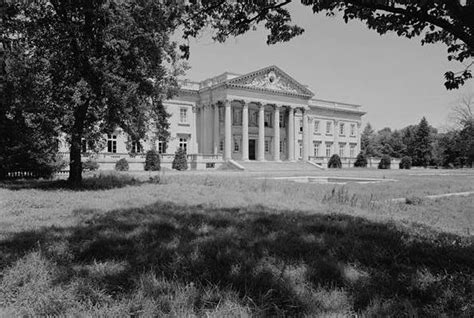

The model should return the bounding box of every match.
[226,65,314,97]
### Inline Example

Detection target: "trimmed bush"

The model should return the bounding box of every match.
[354,152,368,168]
[82,159,99,171]
[144,150,161,171]
[399,156,412,169]
[172,148,188,171]
[115,158,129,171]
[328,154,342,168]
[378,155,391,169]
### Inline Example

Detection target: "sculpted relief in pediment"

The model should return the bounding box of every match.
[239,71,299,94]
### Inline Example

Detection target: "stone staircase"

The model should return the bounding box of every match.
[235,160,322,172]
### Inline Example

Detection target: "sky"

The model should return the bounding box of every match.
[180,2,473,131]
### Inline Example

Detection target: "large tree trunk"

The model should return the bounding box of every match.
[68,130,83,184]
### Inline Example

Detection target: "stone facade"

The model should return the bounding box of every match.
[60,65,365,169]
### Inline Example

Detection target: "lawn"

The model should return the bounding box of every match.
[0,169,473,316]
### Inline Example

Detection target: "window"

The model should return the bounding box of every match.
[314,121,320,134]
[131,140,142,153]
[299,119,303,132]
[326,121,332,134]
[314,142,320,157]
[280,140,285,153]
[325,142,332,157]
[350,144,356,158]
[180,108,188,124]
[339,143,346,157]
[219,107,225,122]
[265,140,270,153]
[350,124,356,137]
[179,137,187,152]
[219,139,224,152]
[264,111,272,127]
[279,113,286,128]
[158,141,167,154]
[249,110,258,127]
[233,108,242,126]
[81,139,87,153]
[234,137,240,152]
[339,123,345,136]
[107,134,117,153]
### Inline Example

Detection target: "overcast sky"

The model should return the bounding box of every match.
[182,3,474,131]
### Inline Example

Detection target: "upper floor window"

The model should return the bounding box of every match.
[339,123,345,136]
[107,134,117,153]
[326,121,332,134]
[314,121,320,134]
[350,124,356,137]
[249,109,258,127]
[180,108,188,124]
[279,112,286,128]
[264,111,272,128]
[131,140,142,153]
[299,119,303,132]
[233,108,242,126]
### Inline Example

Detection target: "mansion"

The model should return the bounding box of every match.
[65,65,365,170]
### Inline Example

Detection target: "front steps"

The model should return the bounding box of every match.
[236,160,322,172]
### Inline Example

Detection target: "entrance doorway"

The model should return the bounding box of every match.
[249,139,256,160]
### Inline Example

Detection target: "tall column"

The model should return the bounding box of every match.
[302,108,309,160]
[242,102,249,161]
[192,106,198,153]
[273,105,280,161]
[213,104,219,154]
[224,100,232,160]
[288,107,295,161]
[199,106,205,153]
[258,104,265,161]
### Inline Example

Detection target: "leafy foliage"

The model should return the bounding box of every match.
[378,155,391,169]
[328,154,342,168]
[399,156,412,170]
[413,117,433,167]
[144,150,161,171]
[172,148,188,171]
[115,158,129,171]
[3,1,183,183]
[353,152,367,168]
[82,159,99,172]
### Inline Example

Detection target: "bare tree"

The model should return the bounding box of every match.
[450,93,474,128]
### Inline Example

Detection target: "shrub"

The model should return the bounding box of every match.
[144,150,160,171]
[115,158,129,171]
[82,159,99,171]
[353,152,367,168]
[172,148,188,171]
[399,156,412,169]
[328,154,342,168]
[378,155,391,169]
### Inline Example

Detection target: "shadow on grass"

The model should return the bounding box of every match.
[1,202,473,316]
[0,172,161,191]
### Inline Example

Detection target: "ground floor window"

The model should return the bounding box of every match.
[107,134,117,153]
[299,142,303,158]
[131,140,142,153]
[219,139,224,152]
[280,140,286,153]
[179,137,188,153]
[339,143,346,157]
[234,137,240,152]
[314,142,321,157]
[350,144,356,158]
[265,139,270,153]
[158,141,167,154]
[325,142,332,157]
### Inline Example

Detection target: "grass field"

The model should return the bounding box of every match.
[1,169,473,316]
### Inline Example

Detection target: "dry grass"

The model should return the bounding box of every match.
[0,169,473,316]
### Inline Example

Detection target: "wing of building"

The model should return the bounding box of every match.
[62,65,365,170]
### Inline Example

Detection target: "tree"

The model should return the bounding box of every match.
[353,152,367,167]
[144,150,161,171]
[361,123,377,157]
[1,41,63,179]
[413,117,433,167]
[328,154,342,168]
[178,1,473,89]
[3,1,181,184]
[172,148,188,171]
